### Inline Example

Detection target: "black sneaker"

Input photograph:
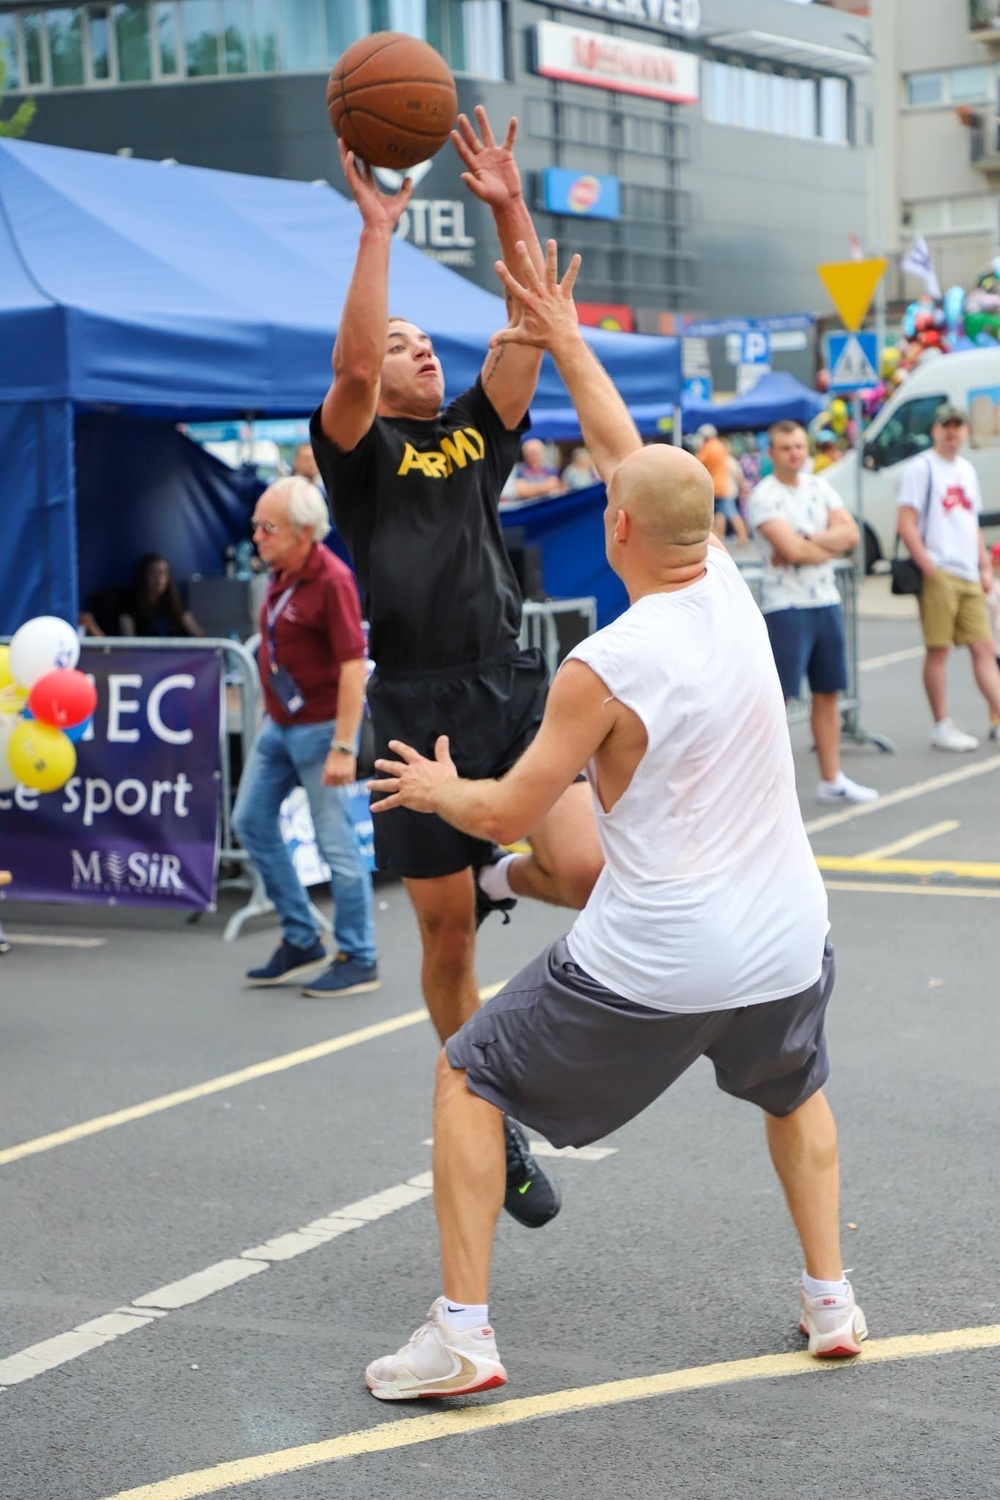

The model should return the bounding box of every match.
[245,937,327,987]
[474,847,518,931]
[503,1118,561,1228]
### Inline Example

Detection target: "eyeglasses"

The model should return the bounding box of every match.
[251,519,280,535]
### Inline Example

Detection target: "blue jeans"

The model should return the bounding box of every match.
[232,717,376,964]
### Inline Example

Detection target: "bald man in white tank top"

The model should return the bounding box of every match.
[363,242,866,1402]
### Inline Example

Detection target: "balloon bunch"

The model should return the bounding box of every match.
[0,617,96,794]
[809,396,852,447]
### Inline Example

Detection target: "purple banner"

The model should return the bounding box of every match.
[0,645,222,911]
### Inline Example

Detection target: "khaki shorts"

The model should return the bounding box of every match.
[919,569,991,649]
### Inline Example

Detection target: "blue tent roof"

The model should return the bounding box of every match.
[683,370,825,433]
[0,138,680,419]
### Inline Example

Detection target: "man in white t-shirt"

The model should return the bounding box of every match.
[747,420,877,804]
[360,242,866,1403]
[897,403,1000,751]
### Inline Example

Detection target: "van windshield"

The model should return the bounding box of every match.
[864,394,946,470]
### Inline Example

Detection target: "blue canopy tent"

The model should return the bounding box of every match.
[0,137,681,633]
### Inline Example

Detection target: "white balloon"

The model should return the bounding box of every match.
[8,615,80,687]
[0,714,19,792]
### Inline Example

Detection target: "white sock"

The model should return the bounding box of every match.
[440,1299,491,1333]
[819,772,845,790]
[802,1272,849,1299]
[477,853,517,902]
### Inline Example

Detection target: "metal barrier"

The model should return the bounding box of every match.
[736,559,894,751]
[520,597,598,677]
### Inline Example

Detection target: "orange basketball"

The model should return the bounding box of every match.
[327,32,458,171]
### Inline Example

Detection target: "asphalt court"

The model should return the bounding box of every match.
[1,613,999,1498]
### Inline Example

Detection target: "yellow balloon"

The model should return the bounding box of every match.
[0,644,12,691]
[6,719,76,793]
[0,681,28,716]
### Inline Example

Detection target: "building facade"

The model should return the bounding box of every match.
[1,0,873,372]
[873,0,1000,300]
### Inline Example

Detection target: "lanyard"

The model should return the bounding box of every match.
[265,584,297,675]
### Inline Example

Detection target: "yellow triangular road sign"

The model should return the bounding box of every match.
[816,258,887,332]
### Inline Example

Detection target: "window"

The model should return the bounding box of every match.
[221,0,250,72]
[461,0,503,80]
[283,0,322,71]
[47,9,85,86]
[181,0,220,75]
[0,14,20,88]
[251,0,280,71]
[22,11,45,83]
[88,6,112,80]
[907,71,943,107]
[907,200,946,233]
[154,0,178,74]
[951,64,990,102]
[114,2,152,80]
[704,60,846,145]
[865,395,946,471]
[324,0,366,61]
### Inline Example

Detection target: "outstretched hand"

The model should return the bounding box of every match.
[490,239,582,354]
[369,736,458,813]
[451,106,522,207]
[339,139,413,231]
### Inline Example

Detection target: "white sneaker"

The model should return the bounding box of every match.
[366,1298,508,1401]
[814,775,879,805]
[930,719,979,752]
[799,1282,868,1359]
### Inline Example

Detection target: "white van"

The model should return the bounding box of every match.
[823,348,1000,570]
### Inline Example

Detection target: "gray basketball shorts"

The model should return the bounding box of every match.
[445,937,835,1149]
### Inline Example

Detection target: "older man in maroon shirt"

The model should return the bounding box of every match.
[232,476,378,995]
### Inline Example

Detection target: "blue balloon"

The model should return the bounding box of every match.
[943,285,966,338]
[902,301,920,339]
[65,715,93,745]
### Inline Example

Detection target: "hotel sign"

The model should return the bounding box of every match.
[553,0,701,34]
[534,21,699,104]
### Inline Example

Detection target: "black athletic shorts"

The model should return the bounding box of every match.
[366,645,549,879]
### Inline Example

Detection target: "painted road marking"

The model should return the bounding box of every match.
[858,646,924,672]
[97,1323,1000,1500]
[804,757,1000,835]
[3,933,107,948]
[817,855,1000,879]
[0,1136,606,1391]
[0,984,503,1171]
[825,879,1000,899]
[858,821,959,859]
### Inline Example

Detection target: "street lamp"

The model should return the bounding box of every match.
[843,27,887,354]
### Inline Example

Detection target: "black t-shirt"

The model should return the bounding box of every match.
[310,380,528,672]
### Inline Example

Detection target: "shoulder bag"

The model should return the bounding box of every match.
[890,457,933,597]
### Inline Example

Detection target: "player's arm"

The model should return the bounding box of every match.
[490,240,642,485]
[319,143,414,453]
[370,661,614,844]
[452,107,545,429]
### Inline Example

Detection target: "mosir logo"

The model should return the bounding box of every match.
[70,849,185,897]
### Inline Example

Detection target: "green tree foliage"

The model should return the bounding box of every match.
[0,43,36,138]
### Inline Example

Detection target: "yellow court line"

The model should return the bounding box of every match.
[99,1323,1000,1500]
[825,879,1000,899]
[0,981,508,1170]
[817,855,1000,879]
[858,821,959,860]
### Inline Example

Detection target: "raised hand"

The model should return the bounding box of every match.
[369,735,458,814]
[491,239,582,354]
[339,139,413,231]
[451,106,522,207]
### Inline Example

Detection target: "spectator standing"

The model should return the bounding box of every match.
[723,438,750,545]
[292,442,326,497]
[232,476,379,996]
[505,437,563,504]
[896,404,1000,750]
[696,424,745,542]
[748,420,878,805]
[812,431,841,475]
[119,555,203,638]
[560,446,600,491]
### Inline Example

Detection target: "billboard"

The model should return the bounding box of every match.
[541,169,621,221]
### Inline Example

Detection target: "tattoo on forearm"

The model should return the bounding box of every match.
[483,344,507,388]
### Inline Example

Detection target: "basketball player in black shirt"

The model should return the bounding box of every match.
[311,109,602,1228]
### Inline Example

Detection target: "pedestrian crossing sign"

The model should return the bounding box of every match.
[828,331,880,392]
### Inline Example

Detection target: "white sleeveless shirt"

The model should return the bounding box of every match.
[565,547,828,1013]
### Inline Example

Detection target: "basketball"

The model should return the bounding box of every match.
[327,32,458,171]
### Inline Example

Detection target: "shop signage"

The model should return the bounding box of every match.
[542,168,621,220]
[534,21,699,103]
[554,0,701,34]
[577,302,635,332]
[374,161,478,269]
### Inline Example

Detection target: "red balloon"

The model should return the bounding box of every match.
[28,668,97,729]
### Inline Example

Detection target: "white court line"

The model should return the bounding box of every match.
[0,1147,609,1391]
[859,820,960,860]
[804,757,1000,835]
[3,933,107,948]
[858,646,925,672]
